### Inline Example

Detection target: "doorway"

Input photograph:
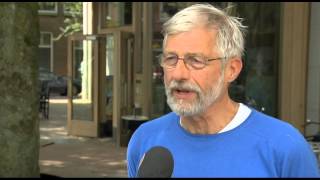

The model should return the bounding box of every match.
[104,32,135,146]
[67,34,99,137]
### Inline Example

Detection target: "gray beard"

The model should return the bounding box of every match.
[165,74,224,117]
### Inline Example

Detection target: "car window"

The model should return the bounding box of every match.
[39,69,58,81]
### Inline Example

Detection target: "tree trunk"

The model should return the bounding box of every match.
[0,3,40,177]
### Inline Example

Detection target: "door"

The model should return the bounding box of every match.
[111,31,135,146]
[67,34,100,137]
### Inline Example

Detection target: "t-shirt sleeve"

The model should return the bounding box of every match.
[275,129,320,177]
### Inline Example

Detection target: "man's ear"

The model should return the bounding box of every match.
[225,57,243,83]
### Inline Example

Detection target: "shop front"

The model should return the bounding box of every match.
[66,2,310,147]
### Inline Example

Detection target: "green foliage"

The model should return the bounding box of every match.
[54,2,83,41]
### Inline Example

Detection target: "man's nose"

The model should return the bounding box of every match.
[171,59,191,81]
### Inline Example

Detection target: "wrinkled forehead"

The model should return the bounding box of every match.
[163,27,220,56]
[164,26,219,47]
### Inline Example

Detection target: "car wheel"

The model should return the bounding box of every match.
[60,88,67,96]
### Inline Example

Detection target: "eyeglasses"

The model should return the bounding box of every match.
[159,53,226,70]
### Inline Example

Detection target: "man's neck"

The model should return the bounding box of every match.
[180,96,239,134]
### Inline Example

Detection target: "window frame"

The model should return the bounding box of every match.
[38,2,58,15]
[39,32,54,72]
[98,2,133,32]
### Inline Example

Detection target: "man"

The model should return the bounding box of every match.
[127,3,319,177]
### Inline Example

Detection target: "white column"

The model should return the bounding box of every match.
[83,2,93,35]
[82,2,93,101]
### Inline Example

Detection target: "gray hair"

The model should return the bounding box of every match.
[162,3,247,61]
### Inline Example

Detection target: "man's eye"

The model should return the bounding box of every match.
[188,56,203,63]
[165,56,177,61]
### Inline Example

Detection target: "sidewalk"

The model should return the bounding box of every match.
[39,97,128,178]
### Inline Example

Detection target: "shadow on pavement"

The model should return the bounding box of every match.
[39,97,128,178]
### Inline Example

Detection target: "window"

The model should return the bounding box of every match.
[100,2,132,28]
[221,2,280,117]
[38,2,58,15]
[73,40,83,80]
[39,32,53,71]
[105,35,114,76]
[39,33,51,47]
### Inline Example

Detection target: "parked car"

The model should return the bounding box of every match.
[39,68,81,96]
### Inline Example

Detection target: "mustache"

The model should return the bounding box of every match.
[167,80,201,94]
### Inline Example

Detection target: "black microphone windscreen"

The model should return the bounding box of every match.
[137,146,174,177]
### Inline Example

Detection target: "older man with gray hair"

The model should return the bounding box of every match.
[127,3,319,177]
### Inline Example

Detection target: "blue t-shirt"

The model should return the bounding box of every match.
[127,109,320,177]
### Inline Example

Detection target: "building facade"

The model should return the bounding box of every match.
[64,2,320,147]
[38,2,81,75]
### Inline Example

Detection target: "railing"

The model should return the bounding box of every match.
[39,81,50,119]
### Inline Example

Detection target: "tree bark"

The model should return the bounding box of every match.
[0,3,40,177]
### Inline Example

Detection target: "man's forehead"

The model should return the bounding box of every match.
[166,26,217,38]
[164,28,219,54]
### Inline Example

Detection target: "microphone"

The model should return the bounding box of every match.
[137,146,174,177]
